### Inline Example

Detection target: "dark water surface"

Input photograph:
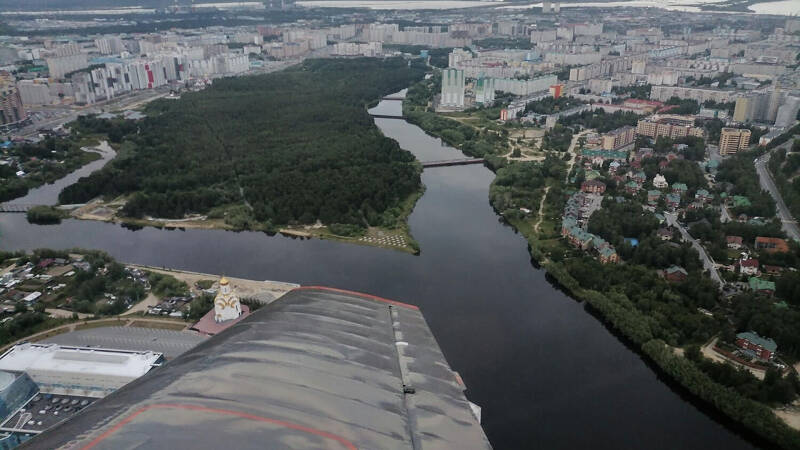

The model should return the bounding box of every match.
[0,96,760,449]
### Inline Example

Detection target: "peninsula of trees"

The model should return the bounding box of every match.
[59,58,427,233]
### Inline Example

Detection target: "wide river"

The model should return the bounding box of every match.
[0,96,762,449]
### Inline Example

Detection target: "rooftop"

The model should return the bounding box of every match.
[0,344,162,380]
[737,331,777,352]
[25,287,490,449]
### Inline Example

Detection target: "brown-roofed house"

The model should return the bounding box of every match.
[754,237,789,254]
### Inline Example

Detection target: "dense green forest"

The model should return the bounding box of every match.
[0,137,100,203]
[717,149,776,218]
[769,140,800,219]
[59,58,427,230]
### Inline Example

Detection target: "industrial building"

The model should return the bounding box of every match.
[0,344,163,398]
[719,128,752,155]
[27,287,490,449]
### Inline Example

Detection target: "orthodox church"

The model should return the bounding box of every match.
[214,276,242,323]
[191,275,250,336]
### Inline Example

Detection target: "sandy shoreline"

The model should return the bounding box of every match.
[126,264,299,304]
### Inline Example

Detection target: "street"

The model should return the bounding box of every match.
[754,139,800,242]
[665,212,724,286]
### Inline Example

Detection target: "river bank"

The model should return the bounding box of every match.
[0,90,766,449]
[401,77,800,447]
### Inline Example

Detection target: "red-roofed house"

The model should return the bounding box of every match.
[754,237,789,254]
[738,258,759,276]
[581,180,606,194]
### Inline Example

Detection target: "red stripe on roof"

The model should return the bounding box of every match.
[82,403,356,450]
[294,286,419,310]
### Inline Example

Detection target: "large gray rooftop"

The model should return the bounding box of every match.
[23,286,490,449]
[41,326,205,359]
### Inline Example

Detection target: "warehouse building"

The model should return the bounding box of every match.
[0,344,163,399]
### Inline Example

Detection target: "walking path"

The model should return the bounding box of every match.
[564,130,592,183]
[534,186,551,233]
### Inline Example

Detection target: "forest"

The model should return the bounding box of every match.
[59,58,427,230]
[717,149,776,218]
[768,140,800,219]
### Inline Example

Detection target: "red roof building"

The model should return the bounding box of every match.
[754,237,790,253]
[581,180,606,194]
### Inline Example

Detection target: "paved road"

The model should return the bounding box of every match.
[755,140,800,242]
[665,212,723,286]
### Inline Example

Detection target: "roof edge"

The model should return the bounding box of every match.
[293,286,419,310]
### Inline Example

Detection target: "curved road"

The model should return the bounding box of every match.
[755,139,800,242]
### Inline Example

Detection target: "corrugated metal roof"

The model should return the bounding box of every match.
[23,287,490,450]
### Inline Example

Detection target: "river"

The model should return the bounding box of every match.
[0,95,762,449]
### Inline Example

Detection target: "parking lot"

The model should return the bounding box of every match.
[41,326,206,359]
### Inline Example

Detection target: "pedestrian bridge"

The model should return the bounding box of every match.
[0,203,84,213]
[0,204,35,213]
[421,159,485,168]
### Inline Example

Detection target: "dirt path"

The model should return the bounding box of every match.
[564,130,593,183]
[534,186,551,233]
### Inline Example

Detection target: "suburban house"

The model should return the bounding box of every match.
[657,227,673,241]
[624,180,640,194]
[749,277,776,295]
[665,193,681,209]
[581,179,607,194]
[738,258,759,276]
[647,190,662,205]
[735,332,777,360]
[671,183,688,196]
[664,265,688,282]
[694,189,713,203]
[726,236,743,249]
[754,237,790,254]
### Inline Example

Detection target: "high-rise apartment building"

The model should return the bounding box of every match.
[440,69,465,109]
[0,74,25,126]
[474,77,495,105]
[719,128,751,155]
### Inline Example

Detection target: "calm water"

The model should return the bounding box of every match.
[0,97,762,449]
[8,141,116,206]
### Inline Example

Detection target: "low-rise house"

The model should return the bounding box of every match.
[664,265,688,282]
[647,189,662,204]
[754,236,790,254]
[657,227,672,241]
[694,189,713,203]
[652,174,668,189]
[581,180,606,194]
[726,235,743,249]
[738,258,759,276]
[763,265,783,275]
[625,180,640,194]
[749,277,775,295]
[631,171,647,185]
[598,246,618,264]
[671,183,688,196]
[665,193,681,209]
[735,331,776,360]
